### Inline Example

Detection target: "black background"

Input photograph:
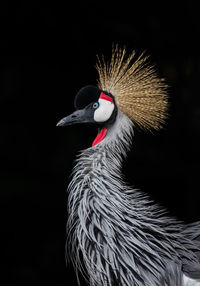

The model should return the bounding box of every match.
[1,2,200,285]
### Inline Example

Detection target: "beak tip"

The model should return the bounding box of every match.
[56,120,63,127]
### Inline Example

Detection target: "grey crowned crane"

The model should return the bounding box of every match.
[57,46,200,286]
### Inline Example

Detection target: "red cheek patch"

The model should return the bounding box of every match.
[100,92,113,103]
[92,127,107,147]
[92,92,113,146]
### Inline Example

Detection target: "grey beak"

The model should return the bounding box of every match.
[56,108,93,126]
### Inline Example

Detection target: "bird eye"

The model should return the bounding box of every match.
[93,102,99,109]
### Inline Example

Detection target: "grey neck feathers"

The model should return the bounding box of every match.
[66,111,199,286]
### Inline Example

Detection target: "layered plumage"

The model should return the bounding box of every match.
[66,111,200,285]
[57,46,200,285]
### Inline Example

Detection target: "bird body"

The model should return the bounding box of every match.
[57,46,200,285]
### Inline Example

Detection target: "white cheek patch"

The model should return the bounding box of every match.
[94,98,114,122]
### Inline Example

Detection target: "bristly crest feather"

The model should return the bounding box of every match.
[96,45,168,131]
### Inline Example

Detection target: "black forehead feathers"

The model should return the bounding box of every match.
[74,85,101,109]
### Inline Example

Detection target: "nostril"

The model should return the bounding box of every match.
[71,115,77,118]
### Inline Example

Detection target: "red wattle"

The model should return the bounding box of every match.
[92,127,107,147]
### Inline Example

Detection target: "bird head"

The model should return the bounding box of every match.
[57,46,168,146]
[56,85,118,127]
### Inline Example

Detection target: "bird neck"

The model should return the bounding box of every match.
[67,111,134,215]
[67,111,135,253]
